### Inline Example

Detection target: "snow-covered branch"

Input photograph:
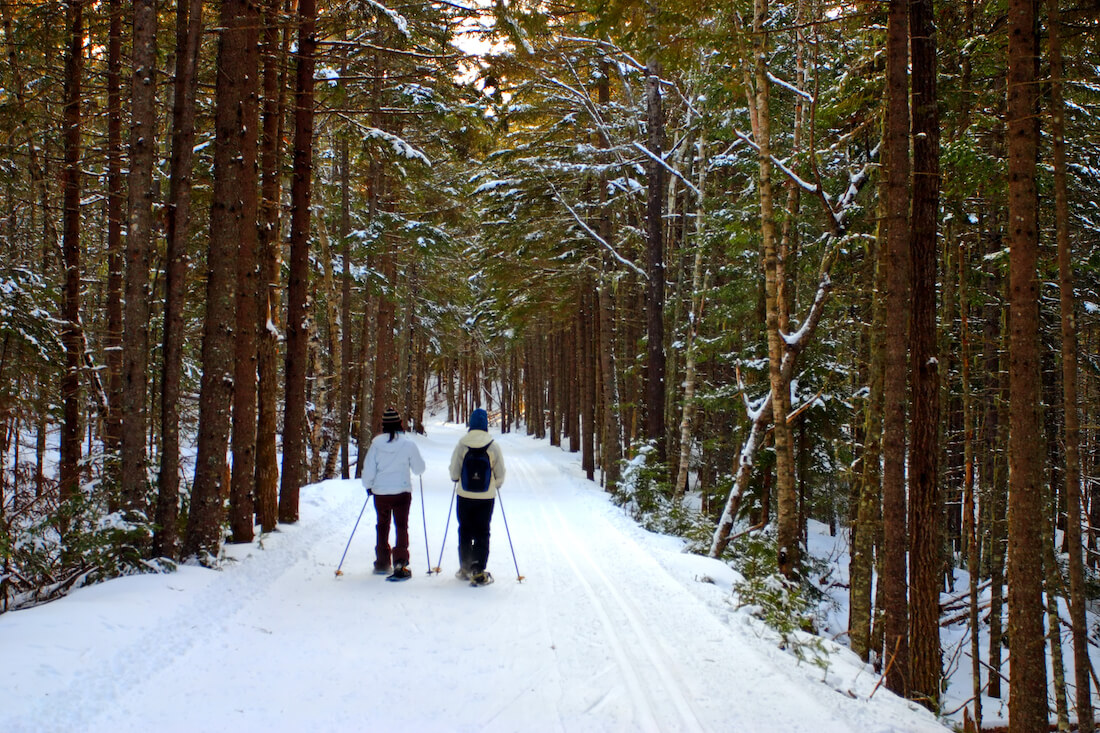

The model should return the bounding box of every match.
[545,179,649,280]
[631,142,702,198]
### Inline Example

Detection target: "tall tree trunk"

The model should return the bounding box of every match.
[371,246,396,435]
[959,236,982,730]
[103,0,124,509]
[254,0,286,534]
[754,0,798,579]
[279,0,318,523]
[881,0,911,697]
[155,0,203,559]
[182,0,249,559]
[1048,0,1094,726]
[120,0,158,518]
[229,0,261,544]
[673,133,707,503]
[1005,0,1050,728]
[1043,472,1071,731]
[851,217,885,662]
[59,0,84,529]
[581,286,595,480]
[907,0,942,710]
[339,120,352,478]
[644,56,666,460]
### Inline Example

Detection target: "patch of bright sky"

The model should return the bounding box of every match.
[451,0,511,87]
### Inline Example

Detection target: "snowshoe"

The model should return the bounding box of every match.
[469,571,494,587]
[387,564,412,582]
[455,568,471,581]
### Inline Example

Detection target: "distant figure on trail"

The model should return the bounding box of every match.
[449,408,506,587]
[361,407,425,580]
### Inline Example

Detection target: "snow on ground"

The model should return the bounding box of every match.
[1,417,947,733]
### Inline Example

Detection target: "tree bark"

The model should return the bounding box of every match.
[228,0,261,544]
[59,0,84,529]
[120,0,158,519]
[1048,0,1094,726]
[279,0,318,524]
[155,0,203,559]
[906,0,942,710]
[254,0,287,534]
[103,0,124,510]
[1005,0,1050,728]
[644,56,666,460]
[851,215,884,662]
[753,0,798,580]
[881,0,911,698]
[182,0,249,560]
[673,134,707,503]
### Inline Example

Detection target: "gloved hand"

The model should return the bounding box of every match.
[366,488,373,497]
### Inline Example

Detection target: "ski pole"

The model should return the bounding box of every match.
[419,475,433,575]
[497,492,524,582]
[335,495,370,577]
[433,482,457,574]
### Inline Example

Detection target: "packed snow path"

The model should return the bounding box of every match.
[1,420,946,732]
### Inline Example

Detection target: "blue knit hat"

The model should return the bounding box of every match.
[469,408,488,432]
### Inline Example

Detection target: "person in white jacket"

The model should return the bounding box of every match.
[361,407,425,579]
[448,407,505,586]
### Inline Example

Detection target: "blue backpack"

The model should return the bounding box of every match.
[461,442,493,493]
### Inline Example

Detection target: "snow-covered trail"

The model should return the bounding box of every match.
[0,419,946,733]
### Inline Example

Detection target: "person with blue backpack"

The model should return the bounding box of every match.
[448,407,506,586]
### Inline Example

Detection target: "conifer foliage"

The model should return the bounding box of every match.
[1,0,1099,726]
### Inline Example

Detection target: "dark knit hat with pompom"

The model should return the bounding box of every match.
[382,407,402,432]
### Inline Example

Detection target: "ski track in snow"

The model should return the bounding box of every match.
[0,420,948,733]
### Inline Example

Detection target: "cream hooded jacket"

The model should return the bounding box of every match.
[449,429,506,499]
[361,432,425,495]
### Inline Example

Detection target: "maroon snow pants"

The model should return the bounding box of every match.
[373,491,412,570]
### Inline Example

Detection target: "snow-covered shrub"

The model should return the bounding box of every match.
[1,488,160,612]
[731,530,830,672]
[614,441,711,544]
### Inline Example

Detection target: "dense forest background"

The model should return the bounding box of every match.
[2,0,1099,729]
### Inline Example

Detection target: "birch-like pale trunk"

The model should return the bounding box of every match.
[672,134,707,503]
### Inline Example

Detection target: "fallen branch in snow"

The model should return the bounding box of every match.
[868,636,903,700]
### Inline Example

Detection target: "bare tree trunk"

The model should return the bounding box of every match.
[228,0,260,544]
[673,133,707,503]
[279,0,318,524]
[881,0,911,697]
[317,220,342,480]
[644,56,666,461]
[907,0,942,709]
[598,272,621,491]
[581,285,595,480]
[1048,0,1094,726]
[371,246,396,435]
[155,0,203,559]
[183,0,249,560]
[1043,474,1070,731]
[103,0,124,510]
[851,215,885,662]
[339,120,352,478]
[254,0,287,534]
[753,0,798,580]
[59,0,84,529]
[959,235,982,730]
[120,0,158,519]
[1005,0,1050,728]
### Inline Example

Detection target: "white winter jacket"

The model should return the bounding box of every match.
[360,432,426,495]
[449,429,506,499]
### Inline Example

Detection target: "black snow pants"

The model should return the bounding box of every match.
[456,495,495,575]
